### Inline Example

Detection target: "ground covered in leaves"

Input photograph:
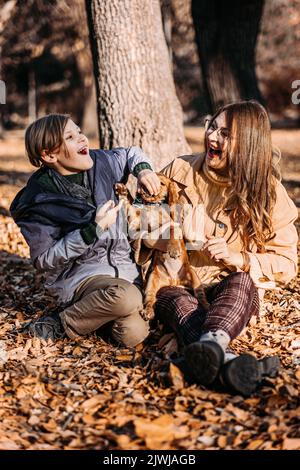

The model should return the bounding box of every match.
[0,130,299,450]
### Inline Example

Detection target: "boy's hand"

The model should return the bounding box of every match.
[95,200,124,231]
[137,169,161,196]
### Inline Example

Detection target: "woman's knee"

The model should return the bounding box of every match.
[229,271,256,291]
[155,287,182,317]
[155,286,198,328]
[156,286,194,311]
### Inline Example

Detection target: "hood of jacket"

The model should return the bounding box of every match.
[10,162,97,233]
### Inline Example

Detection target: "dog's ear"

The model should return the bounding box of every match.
[157,173,171,188]
[168,181,178,206]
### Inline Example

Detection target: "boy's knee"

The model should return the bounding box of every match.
[105,282,143,316]
[123,322,149,348]
[112,314,150,347]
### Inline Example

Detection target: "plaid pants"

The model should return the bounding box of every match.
[155,272,259,346]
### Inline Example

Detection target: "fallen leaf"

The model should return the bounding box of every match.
[282,438,300,450]
[134,415,189,450]
[81,395,107,412]
[169,363,185,390]
[247,439,264,450]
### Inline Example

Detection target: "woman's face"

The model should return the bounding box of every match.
[205,112,229,172]
[49,119,94,175]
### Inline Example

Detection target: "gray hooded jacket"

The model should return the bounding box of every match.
[10,147,153,305]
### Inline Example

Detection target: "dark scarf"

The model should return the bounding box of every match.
[47,167,92,200]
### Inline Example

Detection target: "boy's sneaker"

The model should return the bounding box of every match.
[22,311,65,342]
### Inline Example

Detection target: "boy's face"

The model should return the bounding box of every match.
[42,119,94,175]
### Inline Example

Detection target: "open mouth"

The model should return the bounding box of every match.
[78,146,89,155]
[208,146,222,159]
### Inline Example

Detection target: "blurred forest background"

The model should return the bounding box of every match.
[1,0,300,136]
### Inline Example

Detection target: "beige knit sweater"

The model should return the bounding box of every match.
[132,153,298,304]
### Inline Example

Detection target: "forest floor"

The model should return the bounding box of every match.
[0,128,299,450]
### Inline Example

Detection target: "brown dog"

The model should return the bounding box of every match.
[115,174,209,321]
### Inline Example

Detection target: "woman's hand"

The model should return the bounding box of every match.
[95,200,124,231]
[202,235,244,269]
[137,169,161,195]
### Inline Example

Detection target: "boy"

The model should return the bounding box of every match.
[10,114,160,345]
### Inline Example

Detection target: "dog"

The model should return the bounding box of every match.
[115,174,209,321]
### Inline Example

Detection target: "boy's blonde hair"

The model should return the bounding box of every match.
[25,114,70,167]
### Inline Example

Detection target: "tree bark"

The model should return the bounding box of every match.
[192,0,265,113]
[82,79,99,139]
[85,0,190,169]
[28,69,36,123]
[161,0,173,64]
[71,0,96,130]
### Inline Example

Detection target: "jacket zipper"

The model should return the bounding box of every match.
[107,237,119,278]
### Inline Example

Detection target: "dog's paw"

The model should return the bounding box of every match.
[194,287,210,311]
[114,183,128,197]
[140,306,155,321]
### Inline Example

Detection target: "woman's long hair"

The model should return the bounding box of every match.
[207,100,280,252]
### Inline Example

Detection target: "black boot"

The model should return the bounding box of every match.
[259,355,280,378]
[184,340,225,386]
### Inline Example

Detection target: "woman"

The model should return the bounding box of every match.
[134,100,298,395]
[10,114,161,346]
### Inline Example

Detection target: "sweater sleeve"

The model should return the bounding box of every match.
[18,220,94,272]
[247,183,298,287]
[80,222,98,245]
[110,146,155,182]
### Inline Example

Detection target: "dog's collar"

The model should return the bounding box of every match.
[133,195,167,207]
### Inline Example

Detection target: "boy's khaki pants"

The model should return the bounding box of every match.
[59,275,149,347]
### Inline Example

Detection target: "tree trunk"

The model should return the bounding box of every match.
[71,0,96,130]
[161,0,173,64]
[82,79,99,139]
[192,0,265,114]
[28,69,36,123]
[0,45,4,138]
[85,0,190,169]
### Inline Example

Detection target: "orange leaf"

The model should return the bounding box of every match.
[247,439,264,450]
[81,394,107,412]
[169,363,185,390]
[134,415,189,450]
[282,438,300,450]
